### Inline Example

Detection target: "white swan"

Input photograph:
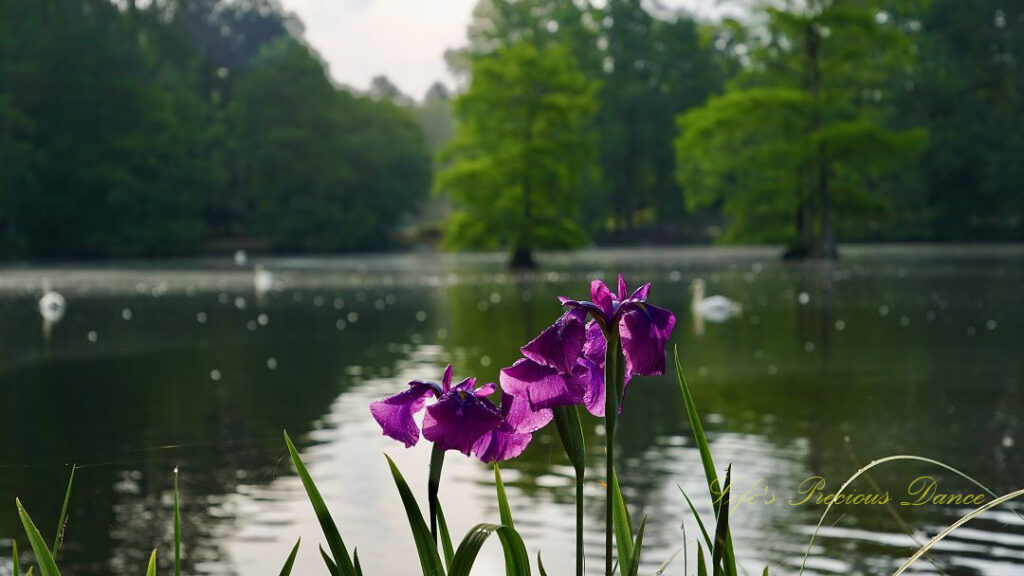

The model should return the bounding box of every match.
[38,281,66,324]
[691,278,741,323]
[253,264,274,299]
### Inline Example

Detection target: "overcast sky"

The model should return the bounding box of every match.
[278,0,740,100]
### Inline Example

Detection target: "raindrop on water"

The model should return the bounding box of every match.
[804,341,815,352]
[121,308,133,321]
[234,296,247,310]
[87,331,98,343]
[899,316,910,327]
[480,356,492,367]
[986,319,997,331]
[210,369,222,381]
[335,319,347,331]
[878,305,890,317]
[257,313,269,326]
[196,312,208,324]
[267,357,278,370]
[347,311,359,323]
[415,311,428,322]
[797,292,810,305]
[835,319,846,331]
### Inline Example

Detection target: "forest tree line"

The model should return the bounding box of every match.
[0,0,1021,260]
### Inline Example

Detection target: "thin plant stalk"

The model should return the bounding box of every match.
[553,404,586,576]
[427,444,445,543]
[575,474,584,576]
[604,332,623,576]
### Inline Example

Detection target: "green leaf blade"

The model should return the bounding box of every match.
[284,431,355,576]
[17,499,61,576]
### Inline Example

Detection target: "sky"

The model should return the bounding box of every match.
[278,0,740,100]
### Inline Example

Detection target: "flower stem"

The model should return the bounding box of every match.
[428,443,445,543]
[604,332,622,576]
[552,404,586,576]
[576,472,585,576]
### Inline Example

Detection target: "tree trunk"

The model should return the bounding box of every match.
[509,246,536,270]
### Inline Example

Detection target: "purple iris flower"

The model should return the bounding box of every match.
[369,364,550,461]
[561,274,676,382]
[500,308,606,416]
[473,391,553,463]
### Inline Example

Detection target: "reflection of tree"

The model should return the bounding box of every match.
[0,287,424,573]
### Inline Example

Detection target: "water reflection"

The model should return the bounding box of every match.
[0,247,1021,575]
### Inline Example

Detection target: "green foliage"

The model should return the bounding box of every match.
[284,430,357,576]
[675,0,929,256]
[15,499,61,576]
[436,40,598,263]
[229,39,431,251]
[0,0,431,258]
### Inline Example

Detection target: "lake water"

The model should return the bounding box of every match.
[0,246,1021,576]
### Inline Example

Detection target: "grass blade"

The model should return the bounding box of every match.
[353,548,363,576]
[17,499,61,576]
[893,487,1024,576]
[278,538,300,576]
[711,465,731,576]
[51,465,74,557]
[611,467,634,571]
[798,453,1018,576]
[173,467,181,576]
[494,464,517,576]
[448,524,530,576]
[320,544,338,575]
[677,483,713,551]
[428,445,445,543]
[675,348,737,575]
[145,550,157,576]
[13,538,20,576]
[625,516,647,576]
[283,431,355,576]
[552,405,585,576]
[494,526,531,576]
[537,553,548,576]
[697,545,707,576]
[493,464,515,529]
[436,502,455,569]
[384,454,446,576]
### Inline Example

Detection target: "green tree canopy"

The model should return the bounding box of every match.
[435,41,598,268]
[229,39,431,251]
[675,0,928,258]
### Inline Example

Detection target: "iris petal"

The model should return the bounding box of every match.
[521,309,586,372]
[617,274,629,301]
[574,358,605,417]
[369,383,436,448]
[619,303,676,378]
[582,320,606,365]
[472,392,551,462]
[422,391,503,456]
[590,279,615,319]
[500,358,583,409]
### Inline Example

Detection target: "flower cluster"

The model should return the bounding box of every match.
[369,274,675,461]
[369,364,551,462]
